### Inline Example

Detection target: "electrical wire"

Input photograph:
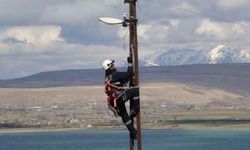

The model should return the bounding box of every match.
[137,0,146,24]
[144,0,212,19]
[140,0,250,29]
[111,0,250,48]
[123,28,129,52]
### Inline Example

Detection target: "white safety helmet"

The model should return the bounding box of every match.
[102,59,114,70]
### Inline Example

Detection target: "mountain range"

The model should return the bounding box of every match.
[141,45,250,66]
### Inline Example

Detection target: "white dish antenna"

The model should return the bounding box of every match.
[98,17,123,25]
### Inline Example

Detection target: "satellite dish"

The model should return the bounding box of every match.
[98,17,123,25]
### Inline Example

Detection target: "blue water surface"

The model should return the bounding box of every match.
[0,129,250,150]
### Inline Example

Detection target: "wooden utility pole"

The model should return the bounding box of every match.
[124,0,142,150]
[98,1,142,149]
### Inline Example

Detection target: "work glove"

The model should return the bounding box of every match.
[127,56,133,63]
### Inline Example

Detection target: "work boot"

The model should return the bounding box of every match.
[130,128,137,140]
[126,121,137,140]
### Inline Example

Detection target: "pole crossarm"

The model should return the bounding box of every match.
[122,14,138,27]
[124,0,137,4]
[124,17,138,23]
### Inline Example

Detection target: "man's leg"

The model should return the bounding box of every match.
[117,98,137,139]
[124,88,140,117]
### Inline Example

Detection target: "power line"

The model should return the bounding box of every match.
[137,0,146,23]
[107,0,250,29]
[122,28,129,52]
[145,0,213,19]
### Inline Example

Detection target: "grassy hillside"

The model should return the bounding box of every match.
[1,63,250,95]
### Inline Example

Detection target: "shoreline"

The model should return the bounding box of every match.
[0,128,80,133]
[1,124,250,133]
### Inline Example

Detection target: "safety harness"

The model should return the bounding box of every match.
[105,79,118,109]
[104,76,130,116]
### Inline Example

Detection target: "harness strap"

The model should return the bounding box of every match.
[106,82,130,90]
[105,79,139,109]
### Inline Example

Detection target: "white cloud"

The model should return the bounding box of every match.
[0,42,126,79]
[178,2,199,13]
[218,0,250,10]
[170,20,180,27]
[118,21,171,46]
[196,19,226,39]
[40,0,122,25]
[1,25,63,46]
[137,24,152,41]
[137,21,172,42]
[232,24,245,35]
[104,0,120,5]
[162,1,202,19]
[196,19,249,40]
[0,0,123,27]
[0,25,127,78]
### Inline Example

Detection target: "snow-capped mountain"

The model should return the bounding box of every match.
[141,45,250,66]
[143,48,207,66]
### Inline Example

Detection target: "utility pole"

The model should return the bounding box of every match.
[124,0,142,150]
[98,0,142,149]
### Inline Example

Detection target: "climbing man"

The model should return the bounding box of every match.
[102,57,139,139]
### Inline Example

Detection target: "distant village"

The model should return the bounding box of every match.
[1,98,249,129]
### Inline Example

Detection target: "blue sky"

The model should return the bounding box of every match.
[0,0,250,79]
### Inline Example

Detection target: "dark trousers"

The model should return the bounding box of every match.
[117,88,140,132]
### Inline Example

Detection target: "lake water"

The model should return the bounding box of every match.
[0,129,250,150]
